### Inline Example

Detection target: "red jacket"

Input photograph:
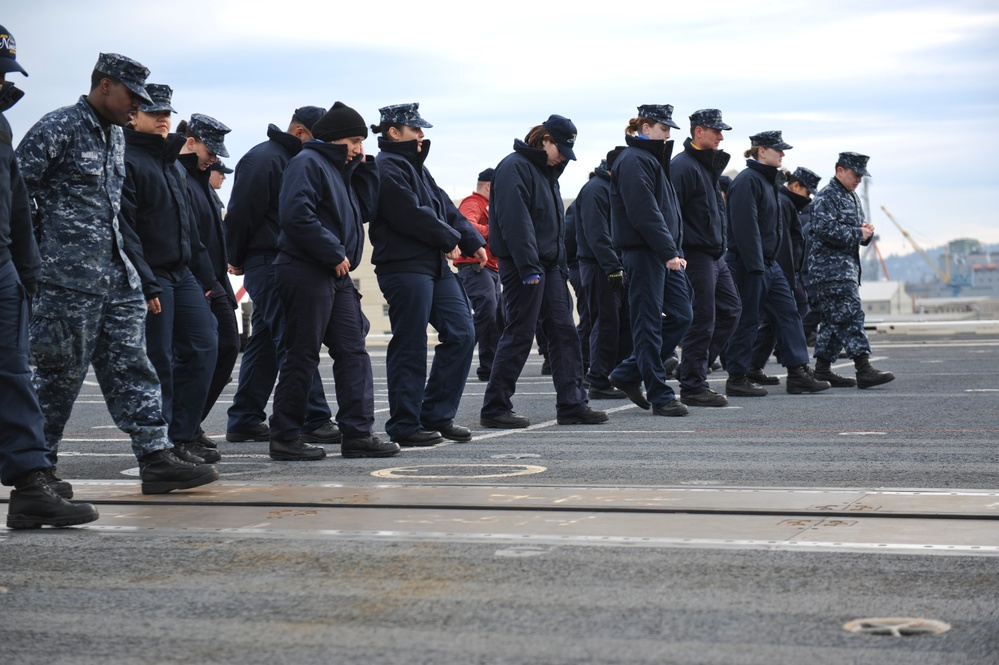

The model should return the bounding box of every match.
[454,191,498,272]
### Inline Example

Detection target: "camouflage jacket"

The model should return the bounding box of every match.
[15,96,140,294]
[805,176,869,286]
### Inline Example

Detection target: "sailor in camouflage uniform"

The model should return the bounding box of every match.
[806,152,894,388]
[1,24,99,527]
[15,53,218,494]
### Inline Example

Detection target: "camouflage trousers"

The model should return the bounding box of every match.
[810,280,871,362]
[29,268,172,463]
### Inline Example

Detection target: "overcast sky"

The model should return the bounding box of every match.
[5,0,998,259]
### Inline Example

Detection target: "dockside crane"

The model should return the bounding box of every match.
[881,206,962,295]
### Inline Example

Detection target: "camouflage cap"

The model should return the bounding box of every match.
[689,108,731,131]
[637,104,680,130]
[94,52,152,105]
[791,166,821,195]
[187,112,231,158]
[750,130,792,151]
[837,151,871,177]
[0,24,28,76]
[140,83,176,113]
[293,105,327,130]
[542,114,578,161]
[378,102,433,129]
[209,160,233,174]
[477,167,495,182]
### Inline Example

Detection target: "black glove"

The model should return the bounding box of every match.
[607,271,625,292]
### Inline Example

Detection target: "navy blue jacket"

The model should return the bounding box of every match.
[371,138,484,277]
[121,129,213,300]
[276,141,375,273]
[777,186,809,279]
[574,170,621,275]
[610,135,682,261]
[179,153,237,308]
[564,201,579,270]
[726,159,784,274]
[489,139,568,279]
[0,107,40,293]
[670,137,730,259]
[224,124,303,268]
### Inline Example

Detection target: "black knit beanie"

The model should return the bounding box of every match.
[312,102,368,142]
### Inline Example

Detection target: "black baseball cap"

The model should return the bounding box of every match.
[0,25,28,76]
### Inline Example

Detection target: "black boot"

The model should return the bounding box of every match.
[341,435,402,459]
[6,470,99,529]
[175,439,221,464]
[854,354,895,389]
[748,366,780,385]
[139,449,219,495]
[726,373,768,397]
[785,365,831,394]
[43,465,74,499]
[814,358,857,387]
[269,438,327,461]
[196,428,219,450]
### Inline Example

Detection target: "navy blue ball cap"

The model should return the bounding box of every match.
[293,105,327,131]
[0,25,27,76]
[210,160,233,174]
[542,114,577,160]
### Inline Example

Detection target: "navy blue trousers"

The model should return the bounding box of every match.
[378,270,475,440]
[271,258,373,441]
[579,261,630,389]
[568,266,591,366]
[0,260,51,485]
[226,254,331,433]
[724,256,809,375]
[203,293,239,421]
[678,249,741,397]
[145,270,217,442]
[483,261,588,419]
[610,249,692,408]
[457,265,503,377]
[751,271,809,369]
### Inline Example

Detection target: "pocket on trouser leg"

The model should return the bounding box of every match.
[29,315,82,371]
[351,286,371,338]
[0,281,29,356]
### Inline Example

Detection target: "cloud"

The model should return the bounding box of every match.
[4,0,998,254]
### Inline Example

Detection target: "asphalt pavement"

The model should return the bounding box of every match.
[1,332,997,664]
